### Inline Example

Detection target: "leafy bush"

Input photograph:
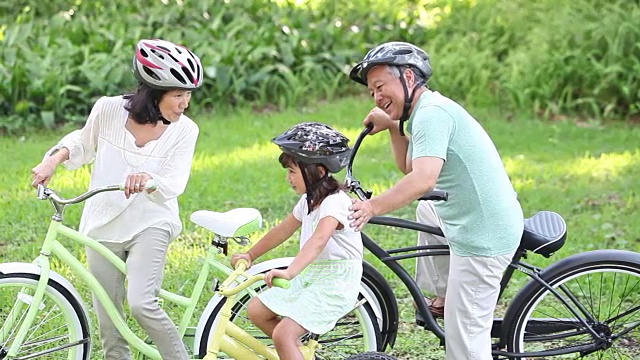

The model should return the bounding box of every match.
[501,0,640,119]
[0,0,432,132]
[425,0,640,120]
[1,0,638,132]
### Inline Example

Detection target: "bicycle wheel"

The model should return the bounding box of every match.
[197,282,381,359]
[361,261,398,350]
[0,273,90,359]
[505,250,640,359]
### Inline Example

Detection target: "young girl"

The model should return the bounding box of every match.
[231,122,363,360]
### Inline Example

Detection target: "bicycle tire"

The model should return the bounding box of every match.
[197,281,382,359]
[360,261,399,350]
[504,249,640,359]
[0,273,90,359]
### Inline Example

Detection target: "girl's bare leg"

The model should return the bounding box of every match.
[247,298,281,337]
[272,317,307,360]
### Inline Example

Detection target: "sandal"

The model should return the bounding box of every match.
[426,297,444,318]
[414,297,444,326]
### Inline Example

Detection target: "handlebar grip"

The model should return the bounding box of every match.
[272,278,291,289]
[144,179,157,190]
[419,190,448,201]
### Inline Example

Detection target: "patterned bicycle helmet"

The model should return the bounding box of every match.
[349,41,432,86]
[133,39,203,90]
[272,122,351,173]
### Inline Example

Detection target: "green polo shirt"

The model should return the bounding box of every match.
[407,90,523,256]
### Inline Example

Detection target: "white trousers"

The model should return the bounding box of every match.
[415,201,514,360]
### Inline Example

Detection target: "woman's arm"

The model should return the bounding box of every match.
[32,97,104,186]
[31,147,70,187]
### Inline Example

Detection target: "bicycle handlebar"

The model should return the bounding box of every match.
[37,180,157,205]
[222,260,290,297]
[345,123,448,202]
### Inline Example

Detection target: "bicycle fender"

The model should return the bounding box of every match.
[0,262,92,329]
[500,249,640,344]
[193,257,382,352]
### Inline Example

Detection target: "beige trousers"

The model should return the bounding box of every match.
[86,227,188,360]
[416,201,514,360]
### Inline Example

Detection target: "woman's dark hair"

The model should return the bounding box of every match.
[123,83,168,125]
[279,152,344,211]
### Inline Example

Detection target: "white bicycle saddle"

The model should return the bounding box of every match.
[190,208,262,237]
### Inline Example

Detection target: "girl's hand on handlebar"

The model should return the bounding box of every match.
[364,107,395,135]
[264,269,291,288]
[231,253,253,269]
[124,173,153,199]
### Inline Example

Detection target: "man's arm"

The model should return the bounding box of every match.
[349,156,444,230]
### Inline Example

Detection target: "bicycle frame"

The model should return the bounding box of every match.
[202,263,318,360]
[362,222,629,358]
[3,217,233,359]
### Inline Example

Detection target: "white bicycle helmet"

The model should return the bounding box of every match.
[133,39,203,90]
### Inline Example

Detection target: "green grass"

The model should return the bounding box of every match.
[1,96,639,359]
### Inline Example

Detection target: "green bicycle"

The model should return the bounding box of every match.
[0,183,382,359]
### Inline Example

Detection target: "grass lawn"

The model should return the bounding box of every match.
[1,95,639,359]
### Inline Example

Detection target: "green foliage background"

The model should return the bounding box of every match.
[2,96,639,359]
[1,0,639,132]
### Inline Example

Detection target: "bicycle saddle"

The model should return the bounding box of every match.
[190,208,262,237]
[520,211,567,257]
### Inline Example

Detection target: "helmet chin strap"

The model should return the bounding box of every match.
[397,74,425,137]
[159,116,171,125]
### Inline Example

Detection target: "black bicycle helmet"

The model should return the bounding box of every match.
[272,122,351,174]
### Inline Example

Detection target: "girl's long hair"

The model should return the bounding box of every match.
[279,152,344,211]
[123,83,167,125]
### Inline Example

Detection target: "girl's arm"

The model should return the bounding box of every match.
[283,216,339,278]
[246,213,301,262]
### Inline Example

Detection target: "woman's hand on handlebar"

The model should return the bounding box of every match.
[124,173,153,199]
[31,159,58,188]
[31,146,70,188]
[364,107,396,135]
[231,253,253,269]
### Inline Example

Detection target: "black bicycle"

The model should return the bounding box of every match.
[345,124,640,359]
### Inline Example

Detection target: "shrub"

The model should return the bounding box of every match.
[1,0,638,132]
